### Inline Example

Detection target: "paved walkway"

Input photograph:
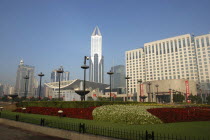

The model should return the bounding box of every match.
[0,124,67,140]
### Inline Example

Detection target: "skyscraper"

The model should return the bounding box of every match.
[89,26,104,83]
[15,60,36,97]
[51,66,70,82]
[111,65,126,89]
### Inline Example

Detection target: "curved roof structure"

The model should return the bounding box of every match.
[44,79,109,91]
[44,79,77,89]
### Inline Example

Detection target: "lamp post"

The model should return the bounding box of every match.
[125,76,131,101]
[24,75,29,98]
[137,79,142,102]
[56,68,64,100]
[147,82,152,102]
[38,72,44,100]
[80,56,89,101]
[169,88,172,103]
[107,70,114,101]
[155,84,159,103]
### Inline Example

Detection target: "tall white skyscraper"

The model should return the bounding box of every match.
[89,26,104,83]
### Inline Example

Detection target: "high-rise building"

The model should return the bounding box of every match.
[0,83,3,97]
[111,65,126,89]
[51,66,70,82]
[15,60,35,97]
[126,33,210,94]
[89,26,104,83]
[63,71,70,81]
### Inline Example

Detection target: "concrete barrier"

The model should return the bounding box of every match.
[0,118,117,140]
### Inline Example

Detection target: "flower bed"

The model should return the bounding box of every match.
[147,107,210,123]
[92,105,162,125]
[13,106,97,120]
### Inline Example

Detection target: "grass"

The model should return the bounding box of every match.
[1,110,210,139]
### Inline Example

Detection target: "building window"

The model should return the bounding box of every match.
[183,38,186,47]
[163,42,166,54]
[170,41,173,52]
[187,37,190,46]
[149,46,151,54]
[156,44,158,55]
[201,38,205,47]
[196,39,200,48]
[152,45,154,53]
[159,43,162,54]
[174,40,178,52]
[178,39,181,48]
[206,37,210,46]
[167,41,169,53]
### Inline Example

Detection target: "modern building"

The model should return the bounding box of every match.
[89,26,104,83]
[0,83,3,97]
[125,33,210,100]
[51,66,70,82]
[111,65,126,89]
[15,60,36,97]
[44,79,109,101]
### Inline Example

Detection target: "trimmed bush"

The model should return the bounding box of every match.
[92,105,162,125]
[16,101,157,108]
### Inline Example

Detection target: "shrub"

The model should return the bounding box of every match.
[16,101,157,108]
[92,105,162,125]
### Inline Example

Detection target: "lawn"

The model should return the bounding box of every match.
[1,110,210,139]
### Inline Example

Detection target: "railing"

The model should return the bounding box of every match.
[0,112,209,140]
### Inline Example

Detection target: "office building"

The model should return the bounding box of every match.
[51,66,70,82]
[15,60,36,97]
[89,26,104,83]
[111,65,126,89]
[126,33,210,96]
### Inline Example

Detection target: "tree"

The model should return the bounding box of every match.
[188,95,202,104]
[206,95,210,105]
[173,94,185,103]
[1,95,9,102]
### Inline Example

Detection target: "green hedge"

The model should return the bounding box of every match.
[16,101,157,108]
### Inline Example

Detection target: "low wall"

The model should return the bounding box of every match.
[0,118,116,140]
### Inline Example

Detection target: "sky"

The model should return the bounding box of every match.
[0,0,210,85]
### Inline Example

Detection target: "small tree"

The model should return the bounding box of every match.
[1,95,9,102]
[188,95,202,104]
[206,95,210,105]
[173,94,185,103]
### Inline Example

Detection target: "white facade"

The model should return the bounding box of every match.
[126,33,210,95]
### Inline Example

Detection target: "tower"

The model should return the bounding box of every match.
[15,59,35,97]
[89,26,104,83]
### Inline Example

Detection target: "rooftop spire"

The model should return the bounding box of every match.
[91,26,101,36]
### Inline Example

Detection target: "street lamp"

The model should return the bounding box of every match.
[107,70,114,101]
[56,68,64,100]
[24,75,29,98]
[38,72,44,100]
[155,84,159,103]
[75,56,90,101]
[147,82,152,102]
[169,88,172,103]
[125,76,131,101]
[137,79,142,102]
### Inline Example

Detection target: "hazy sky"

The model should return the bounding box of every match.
[0,0,210,85]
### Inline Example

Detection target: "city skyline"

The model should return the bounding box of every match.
[0,0,210,85]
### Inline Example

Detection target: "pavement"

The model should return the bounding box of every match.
[0,124,68,140]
